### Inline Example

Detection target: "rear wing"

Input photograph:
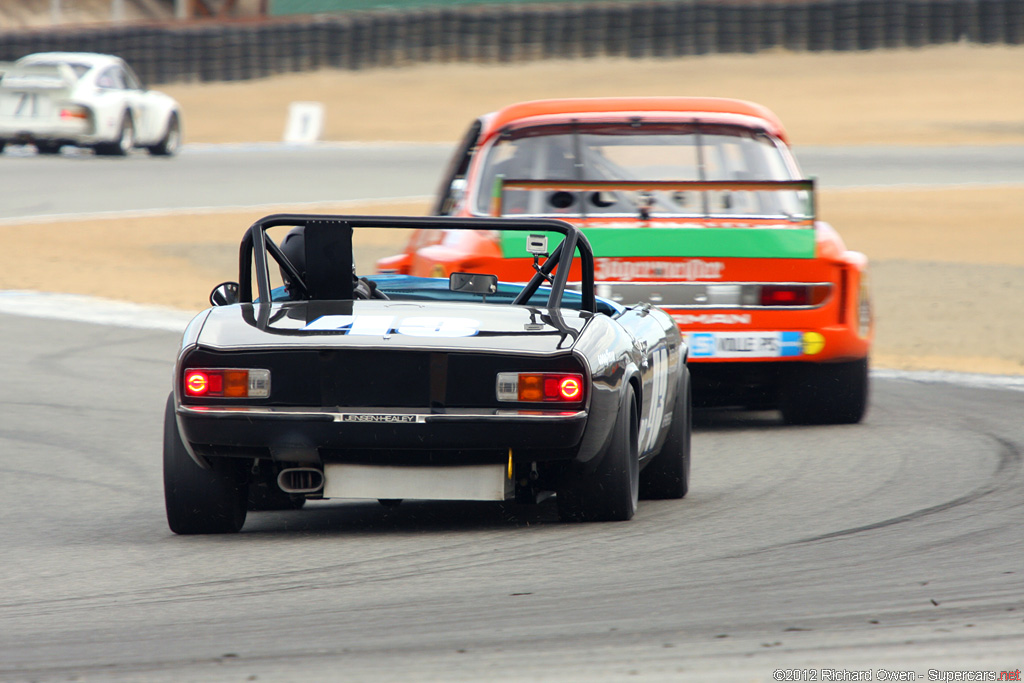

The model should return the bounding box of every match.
[490,177,816,227]
[0,63,78,94]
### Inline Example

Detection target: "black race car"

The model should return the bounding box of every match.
[164,214,691,534]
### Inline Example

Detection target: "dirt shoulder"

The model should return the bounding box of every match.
[161,44,1024,147]
[3,44,1023,375]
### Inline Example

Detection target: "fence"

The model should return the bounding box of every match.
[1,0,1021,85]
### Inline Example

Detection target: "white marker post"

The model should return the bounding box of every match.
[283,101,325,145]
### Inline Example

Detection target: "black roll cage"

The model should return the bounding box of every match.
[237,214,597,314]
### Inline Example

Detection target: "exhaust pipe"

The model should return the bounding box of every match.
[278,467,324,494]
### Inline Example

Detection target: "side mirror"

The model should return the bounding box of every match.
[210,281,239,306]
[449,272,498,296]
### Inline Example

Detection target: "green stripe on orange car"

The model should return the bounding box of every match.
[500,228,817,260]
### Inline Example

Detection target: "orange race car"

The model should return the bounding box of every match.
[378,97,872,424]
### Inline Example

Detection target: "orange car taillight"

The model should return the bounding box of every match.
[183,368,270,398]
[496,372,585,403]
[59,105,89,120]
[759,284,831,307]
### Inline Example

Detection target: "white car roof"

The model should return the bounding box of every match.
[16,52,124,69]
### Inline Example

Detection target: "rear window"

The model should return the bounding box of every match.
[474,123,807,220]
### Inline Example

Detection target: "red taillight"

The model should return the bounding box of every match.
[559,376,582,400]
[496,372,585,403]
[59,107,88,120]
[760,285,809,306]
[183,368,270,398]
[185,370,211,396]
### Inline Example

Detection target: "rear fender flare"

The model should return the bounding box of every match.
[572,363,642,475]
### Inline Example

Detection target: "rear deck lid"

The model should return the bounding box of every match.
[196,300,588,356]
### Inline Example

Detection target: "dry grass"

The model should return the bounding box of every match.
[161,43,1024,147]
[821,186,1024,265]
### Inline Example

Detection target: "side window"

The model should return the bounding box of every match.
[110,67,128,90]
[97,67,127,90]
[122,65,142,91]
[95,68,117,89]
[432,118,483,216]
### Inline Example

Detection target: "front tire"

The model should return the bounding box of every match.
[163,394,248,534]
[95,112,134,156]
[640,367,691,500]
[148,112,181,156]
[780,358,869,425]
[558,385,639,522]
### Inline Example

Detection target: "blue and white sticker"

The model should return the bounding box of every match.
[301,314,480,338]
[686,331,815,359]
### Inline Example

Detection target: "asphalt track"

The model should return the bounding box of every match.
[2,143,1024,221]
[0,144,1022,681]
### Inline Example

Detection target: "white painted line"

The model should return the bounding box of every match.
[823,181,1024,191]
[2,290,1022,392]
[872,368,1024,393]
[0,291,194,332]
[0,195,433,226]
[180,140,452,152]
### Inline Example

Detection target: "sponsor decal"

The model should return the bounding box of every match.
[672,313,752,325]
[595,258,726,282]
[685,331,825,359]
[302,314,480,338]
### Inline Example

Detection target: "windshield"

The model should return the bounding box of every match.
[473,123,807,220]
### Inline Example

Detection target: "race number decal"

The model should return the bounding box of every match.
[397,316,479,338]
[301,314,480,338]
[302,315,393,334]
[639,346,669,455]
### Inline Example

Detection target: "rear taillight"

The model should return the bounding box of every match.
[183,368,270,398]
[760,285,808,306]
[496,372,585,403]
[59,106,89,120]
[759,284,831,307]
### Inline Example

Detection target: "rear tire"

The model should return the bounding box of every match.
[780,358,869,425]
[163,394,248,534]
[558,385,639,522]
[148,112,181,156]
[640,367,691,500]
[95,112,134,156]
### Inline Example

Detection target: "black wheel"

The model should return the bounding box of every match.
[95,112,134,156]
[35,141,62,155]
[247,462,305,511]
[163,394,248,534]
[148,112,181,156]
[640,366,691,500]
[0,141,6,154]
[558,384,639,522]
[780,358,869,425]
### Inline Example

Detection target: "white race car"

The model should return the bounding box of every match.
[0,52,181,156]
